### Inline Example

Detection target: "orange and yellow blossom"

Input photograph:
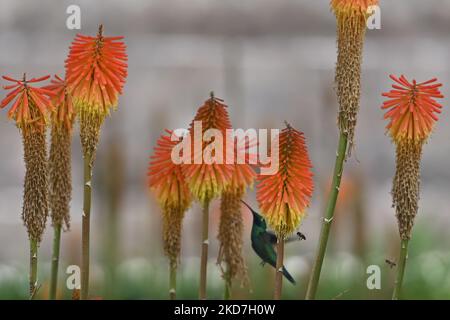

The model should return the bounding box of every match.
[148,130,193,299]
[1,74,53,132]
[382,75,443,144]
[65,25,127,118]
[1,73,54,297]
[382,75,444,240]
[44,75,75,130]
[148,130,192,212]
[257,124,314,237]
[182,94,234,205]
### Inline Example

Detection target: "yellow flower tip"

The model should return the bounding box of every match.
[382,75,444,144]
[256,123,314,237]
[331,0,378,16]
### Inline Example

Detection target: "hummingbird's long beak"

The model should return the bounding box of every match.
[240,200,258,219]
[240,200,253,212]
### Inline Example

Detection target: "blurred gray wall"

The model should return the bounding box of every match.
[0,0,450,273]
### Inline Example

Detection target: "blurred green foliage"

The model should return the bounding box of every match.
[1,222,449,300]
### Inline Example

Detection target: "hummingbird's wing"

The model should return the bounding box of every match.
[263,230,277,245]
[251,227,277,267]
[265,230,305,245]
[252,229,297,285]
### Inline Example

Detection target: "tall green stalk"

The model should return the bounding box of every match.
[306,132,347,299]
[169,264,177,300]
[81,153,93,300]
[223,269,231,300]
[199,199,210,300]
[392,239,409,300]
[29,239,38,299]
[49,224,62,299]
[273,238,285,300]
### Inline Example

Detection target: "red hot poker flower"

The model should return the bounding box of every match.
[1,74,53,132]
[382,75,444,143]
[65,25,128,117]
[43,75,75,131]
[257,123,314,237]
[148,129,192,278]
[182,94,234,205]
[148,130,192,211]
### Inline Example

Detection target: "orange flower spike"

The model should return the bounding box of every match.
[148,130,192,211]
[183,94,234,205]
[1,74,53,131]
[65,25,128,117]
[226,137,257,193]
[43,75,75,131]
[257,123,314,237]
[148,130,193,297]
[382,75,444,143]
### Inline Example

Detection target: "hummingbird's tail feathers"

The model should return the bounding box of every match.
[282,266,296,285]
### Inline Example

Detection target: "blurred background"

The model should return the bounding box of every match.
[1,0,450,299]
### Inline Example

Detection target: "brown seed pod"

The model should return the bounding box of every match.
[217,188,249,287]
[22,128,49,242]
[79,109,103,162]
[49,125,72,229]
[162,205,185,269]
[392,141,422,240]
[334,11,366,156]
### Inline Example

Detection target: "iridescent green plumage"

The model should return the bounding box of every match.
[241,201,295,284]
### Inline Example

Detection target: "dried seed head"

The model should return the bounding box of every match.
[333,6,367,156]
[79,108,103,160]
[22,129,49,242]
[331,0,378,16]
[392,141,422,240]
[162,205,185,269]
[217,188,249,287]
[49,126,72,229]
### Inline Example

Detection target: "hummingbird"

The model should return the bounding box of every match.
[241,200,296,284]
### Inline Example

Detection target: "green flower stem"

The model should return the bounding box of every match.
[169,264,177,300]
[392,238,409,300]
[274,237,285,300]
[29,239,38,299]
[224,270,231,300]
[49,223,62,300]
[306,132,348,300]
[199,199,210,300]
[81,153,93,300]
